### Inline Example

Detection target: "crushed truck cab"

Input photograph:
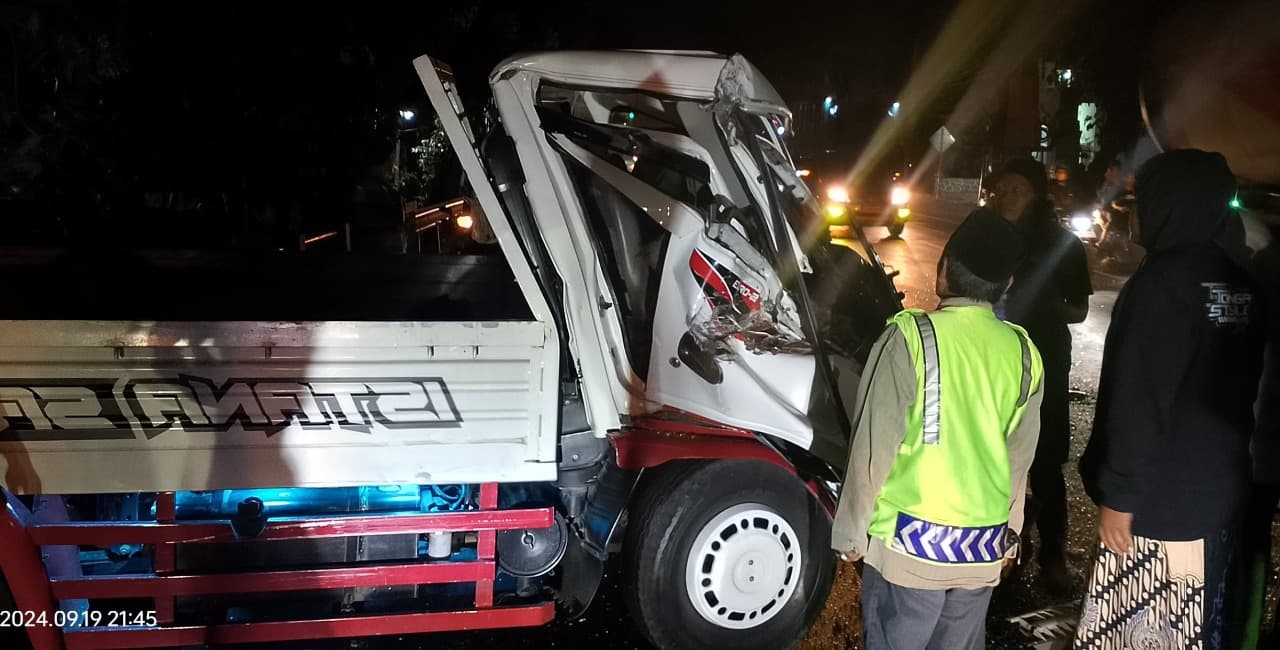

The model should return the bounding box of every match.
[0,50,900,650]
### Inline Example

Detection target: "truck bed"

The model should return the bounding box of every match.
[0,251,558,494]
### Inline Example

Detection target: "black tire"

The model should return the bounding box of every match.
[887,221,905,238]
[624,460,834,650]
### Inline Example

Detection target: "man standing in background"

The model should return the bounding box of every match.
[994,158,1093,597]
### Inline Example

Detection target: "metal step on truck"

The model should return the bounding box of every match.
[0,50,902,649]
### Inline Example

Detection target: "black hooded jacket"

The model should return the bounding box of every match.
[1080,150,1266,540]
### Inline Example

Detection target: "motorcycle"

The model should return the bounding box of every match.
[1057,196,1103,244]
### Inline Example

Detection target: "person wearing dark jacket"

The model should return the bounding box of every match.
[1075,150,1266,649]
[993,158,1092,596]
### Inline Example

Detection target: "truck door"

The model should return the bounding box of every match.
[413,56,609,438]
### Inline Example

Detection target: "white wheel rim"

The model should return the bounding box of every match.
[684,502,802,630]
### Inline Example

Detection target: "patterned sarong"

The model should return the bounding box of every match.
[1073,536,1209,649]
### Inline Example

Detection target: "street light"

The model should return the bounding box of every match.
[823,95,839,117]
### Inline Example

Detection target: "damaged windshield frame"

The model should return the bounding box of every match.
[535,83,791,270]
[735,111,893,282]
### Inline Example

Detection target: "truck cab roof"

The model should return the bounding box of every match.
[491,50,790,117]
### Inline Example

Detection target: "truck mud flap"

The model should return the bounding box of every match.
[553,532,605,619]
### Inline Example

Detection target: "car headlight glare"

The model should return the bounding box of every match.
[890,185,911,206]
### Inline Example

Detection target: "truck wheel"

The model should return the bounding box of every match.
[624,460,834,650]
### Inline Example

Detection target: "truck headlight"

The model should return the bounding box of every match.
[890,185,911,206]
[826,186,850,204]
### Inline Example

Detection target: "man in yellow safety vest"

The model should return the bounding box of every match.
[833,210,1044,649]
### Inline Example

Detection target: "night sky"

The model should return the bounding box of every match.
[0,0,1261,221]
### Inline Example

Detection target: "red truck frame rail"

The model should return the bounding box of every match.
[0,484,554,649]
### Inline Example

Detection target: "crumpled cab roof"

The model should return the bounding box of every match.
[491,50,789,118]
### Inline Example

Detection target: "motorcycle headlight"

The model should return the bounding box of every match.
[890,185,911,206]
[826,186,850,204]
[1070,215,1094,234]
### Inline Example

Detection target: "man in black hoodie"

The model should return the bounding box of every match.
[995,158,1092,597]
[1076,150,1265,649]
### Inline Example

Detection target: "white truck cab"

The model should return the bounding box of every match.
[0,50,900,650]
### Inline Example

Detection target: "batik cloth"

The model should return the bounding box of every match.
[1073,531,1233,650]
